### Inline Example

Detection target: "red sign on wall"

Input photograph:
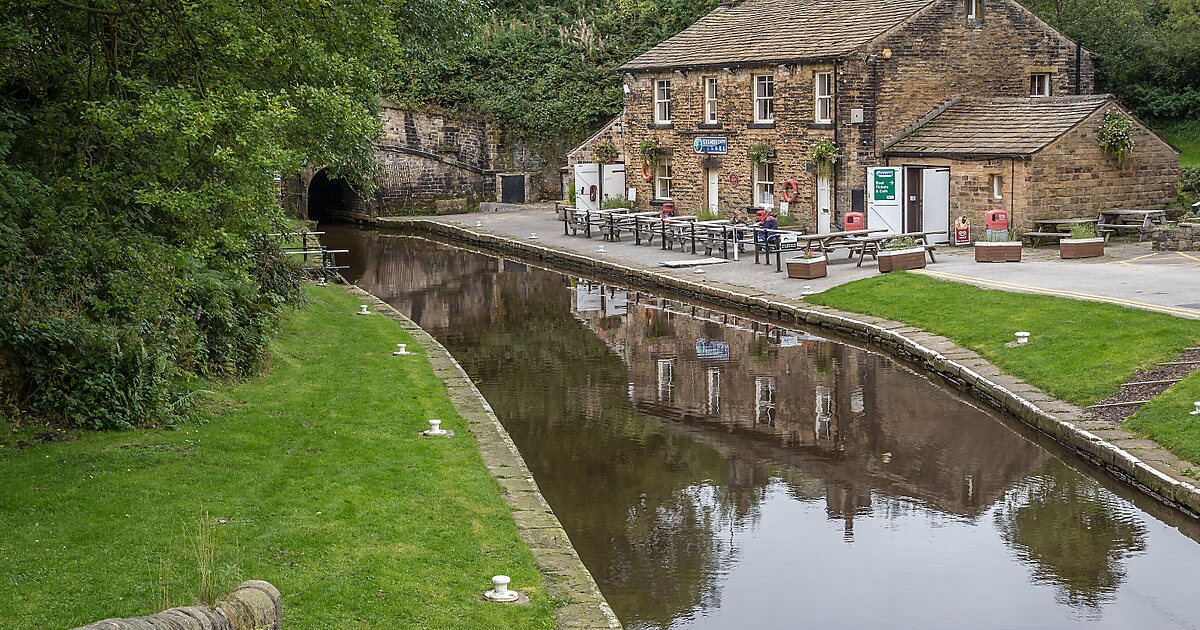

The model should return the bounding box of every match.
[728,173,740,186]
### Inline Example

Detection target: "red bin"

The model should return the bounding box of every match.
[985,209,1009,231]
[662,201,676,217]
[845,212,865,231]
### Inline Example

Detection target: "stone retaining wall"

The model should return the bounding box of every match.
[1153,223,1200,251]
[74,581,281,630]
[382,217,1200,521]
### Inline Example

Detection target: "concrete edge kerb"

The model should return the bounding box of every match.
[380,217,1200,520]
[339,283,623,630]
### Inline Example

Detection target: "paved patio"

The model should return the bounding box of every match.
[422,205,1200,319]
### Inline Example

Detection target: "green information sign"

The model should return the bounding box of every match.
[873,168,897,202]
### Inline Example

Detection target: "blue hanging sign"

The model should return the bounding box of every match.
[693,137,728,155]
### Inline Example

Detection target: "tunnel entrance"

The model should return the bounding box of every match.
[307,169,354,222]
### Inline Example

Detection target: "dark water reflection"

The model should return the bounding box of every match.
[323,226,1200,629]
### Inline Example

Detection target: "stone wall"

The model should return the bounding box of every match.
[1027,107,1181,226]
[74,581,281,630]
[882,156,1033,232]
[1153,223,1200,251]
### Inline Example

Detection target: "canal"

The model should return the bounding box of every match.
[323,226,1200,629]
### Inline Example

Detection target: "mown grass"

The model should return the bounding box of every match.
[1158,119,1200,168]
[0,284,556,629]
[808,273,1200,406]
[1126,372,1200,470]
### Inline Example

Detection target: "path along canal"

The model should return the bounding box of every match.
[323,225,1200,630]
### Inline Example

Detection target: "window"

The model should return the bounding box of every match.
[1029,73,1050,97]
[991,174,1004,199]
[966,0,977,19]
[814,72,833,123]
[754,75,775,123]
[655,80,672,123]
[704,77,719,123]
[754,161,775,207]
[657,359,675,403]
[655,160,672,199]
[706,368,721,414]
[755,376,776,426]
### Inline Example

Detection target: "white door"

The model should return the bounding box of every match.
[602,164,626,204]
[707,169,719,213]
[922,167,950,243]
[816,174,832,234]
[866,166,902,235]
[574,163,599,211]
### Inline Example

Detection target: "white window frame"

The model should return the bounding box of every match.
[706,368,721,414]
[814,72,833,123]
[704,77,719,124]
[991,174,1004,199]
[966,0,977,20]
[755,376,776,425]
[655,160,672,199]
[657,359,675,402]
[655,79,672,124]
[1029,73,1051,97]
[754,161,775,208]
[754,75,775,123]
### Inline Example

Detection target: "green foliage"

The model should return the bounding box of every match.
[0,0,406,428]
[1097,111,1135,164]
[809,273,1200,406]
[1070,223,1097,239]
[388,0,719,143]
[0,285,559,627]
[748,143,776,164]
[883,236,919,250]
[809,140,841,178]
[1159,121,1200,168]
[600,197,630,209]
[640,140,664,166]
[1126,371,1200,466]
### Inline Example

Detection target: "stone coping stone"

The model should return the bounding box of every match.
[74,580,282,630]
[341,283,621,629]
[379,217,1200,520]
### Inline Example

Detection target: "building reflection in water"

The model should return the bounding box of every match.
[322,227,1200,630]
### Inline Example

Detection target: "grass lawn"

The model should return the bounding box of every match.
[808,273,1200,406]
[1126,372,1200,471]
[0,284,556,629]
[1158,119,1200,168]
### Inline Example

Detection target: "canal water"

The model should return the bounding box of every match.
[322,226,1200,629]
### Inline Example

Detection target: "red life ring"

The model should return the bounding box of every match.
[780,178,799,203]
[641,160,654,182]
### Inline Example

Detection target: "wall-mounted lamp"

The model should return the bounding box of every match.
[882,48,893,59]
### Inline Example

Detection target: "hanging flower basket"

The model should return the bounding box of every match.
[639,140,663,167]
[748,143,776,164]
[809,140,841,179]
[1097,111,1134,165]
[593,141,618,165]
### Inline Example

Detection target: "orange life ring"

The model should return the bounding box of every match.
[780,178,799,203]
[641,160,654,182]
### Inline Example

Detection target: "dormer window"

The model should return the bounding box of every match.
[655,80,672,124]
[1030,73,1051,97]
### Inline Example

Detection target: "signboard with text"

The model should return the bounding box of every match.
[872,168,897,203]
[693,137,728,155]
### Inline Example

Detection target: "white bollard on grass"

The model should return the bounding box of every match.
[484,575,520,603]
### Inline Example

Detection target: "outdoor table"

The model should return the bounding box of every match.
[842,230,945,266]
[1027,217,1098,245]
[657,216,699,252]
[1096,208,1166,241]
[798,228,889,255]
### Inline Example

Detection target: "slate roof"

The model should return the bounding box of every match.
[884,95,1113,157]
[619,0,937,71]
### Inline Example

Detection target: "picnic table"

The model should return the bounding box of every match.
[1097,208,1166,241]
[561,207,634,239]
[1025,217,1098,245]
[841,231,945,266]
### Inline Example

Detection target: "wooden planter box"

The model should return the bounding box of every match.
[786,256,827,279]
[974,241,1023,262]
[1060,237,1105,259]
[878,247,926,273]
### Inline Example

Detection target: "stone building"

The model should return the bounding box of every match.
[580,0,1179,235]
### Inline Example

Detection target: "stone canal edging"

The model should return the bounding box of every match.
[380,217,1200,520]
[341,283,622,630]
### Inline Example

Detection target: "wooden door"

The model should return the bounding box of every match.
[905,167,923,232]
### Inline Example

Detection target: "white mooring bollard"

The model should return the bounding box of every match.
[1190,401,1200,416]
[356,304,370,316]
[392,343,412,356]
[421,419,452,437]
[484,575,520,603]
[475,220,483,227]
[529,232,538,240]
[1015,331,1030,344]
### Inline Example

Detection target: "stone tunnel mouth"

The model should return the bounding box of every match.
[307,169,356,222]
